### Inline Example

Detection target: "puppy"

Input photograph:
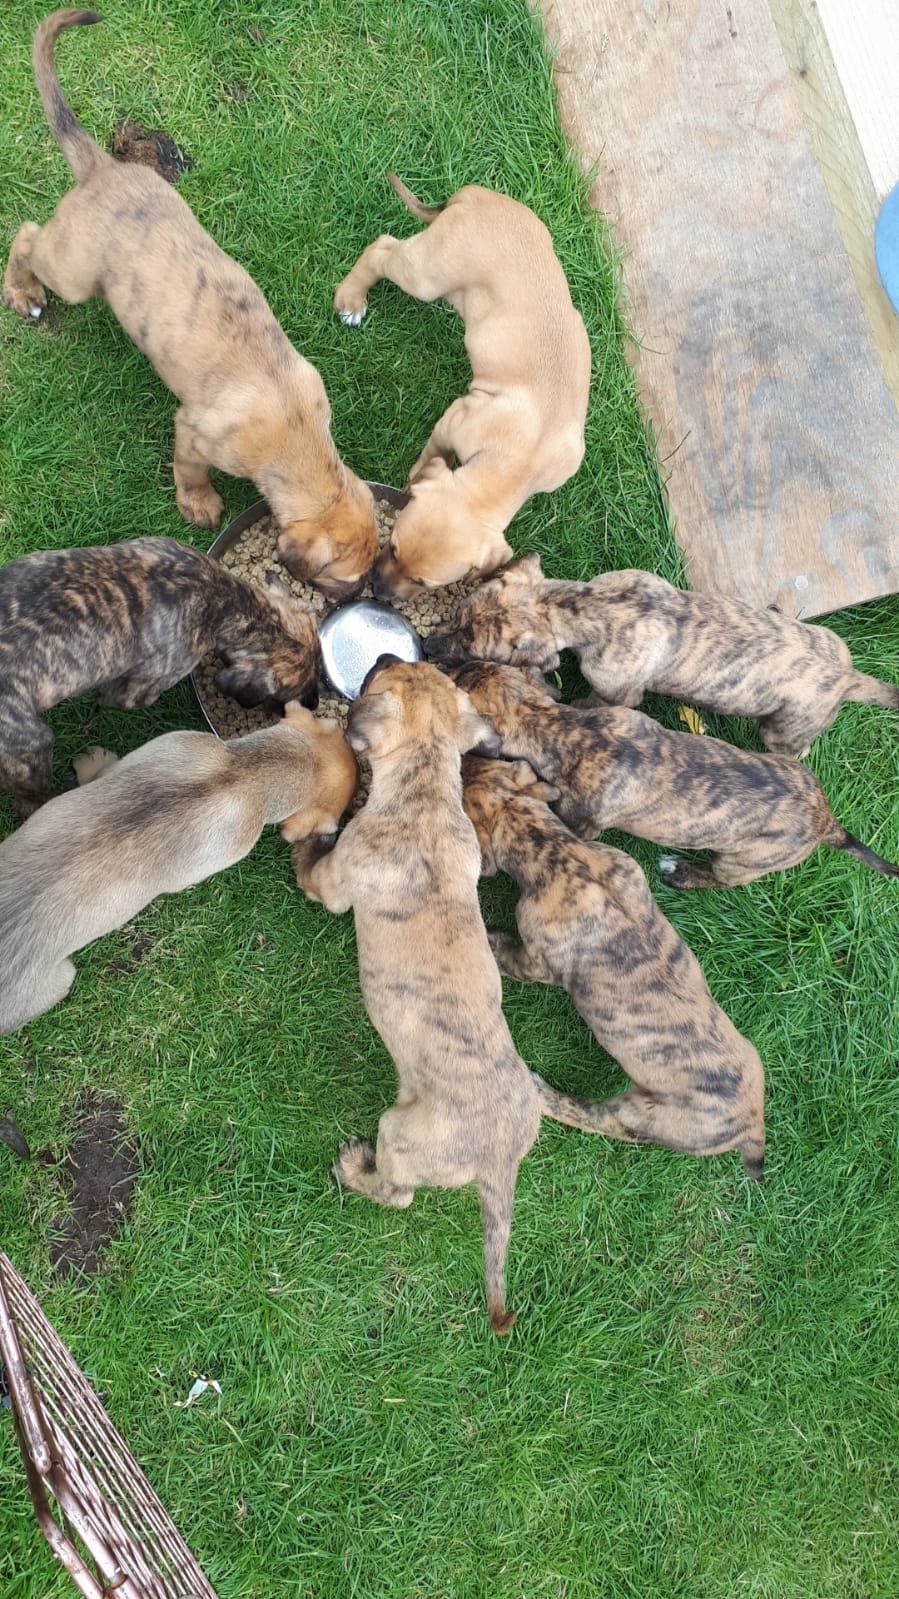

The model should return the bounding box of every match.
[334,175,591,598]
[292,659,604,1332]
[451,662,899,889]
[462,758,766,1176]
[0,536,321,815]
[425,555,899,756]
[0,706,358,1036]
[3,11,376,599]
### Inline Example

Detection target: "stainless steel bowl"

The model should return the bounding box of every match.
[320,599,422,700]
[192,481,409,733]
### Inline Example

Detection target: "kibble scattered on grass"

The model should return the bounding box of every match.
[194,495,481,741]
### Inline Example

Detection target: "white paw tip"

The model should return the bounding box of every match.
[658,855,679,874]
[29,305,43,319]
[338,307,367,327]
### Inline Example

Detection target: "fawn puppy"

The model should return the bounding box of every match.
[335,176,591,598]
[0,536,321,816]
[462,758,766,1176]
[292,659,606,1333]
[451,662,899,890]
[0,707,358,1036]
[3,10,376,598]
[425,555,899,756]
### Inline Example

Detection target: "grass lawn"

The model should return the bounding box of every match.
[1,2,897,1595]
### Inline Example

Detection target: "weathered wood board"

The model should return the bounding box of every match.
[540,0,899,618]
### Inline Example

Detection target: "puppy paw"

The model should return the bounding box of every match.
[333,278,368,326]
[658,855,692,890]
[3,281,46,320]
[175,482,224,529]
[72,746,119,786]
[333,1137,377,1187]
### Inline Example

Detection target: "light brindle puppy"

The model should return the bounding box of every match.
[462,758,766,1177]
[0,707,357,1036]
[451,662,899,890]
[426,555,899,756]
[3,10,377,600]
[291,659,609,1333]
[0,536,321,815]
[334,175,591,599]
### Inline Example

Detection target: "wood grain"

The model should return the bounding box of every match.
[539,0,899,618]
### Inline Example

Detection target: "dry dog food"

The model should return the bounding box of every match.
[194,498,480,740]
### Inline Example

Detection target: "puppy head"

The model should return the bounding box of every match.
[371,470,514,600]
[346,657,501,761]
[424,553,558,668]
[277,471,378,601]
[279,703,360,842]
[447,659,558,729]
[216,580,322,709]
[461,755,560,874]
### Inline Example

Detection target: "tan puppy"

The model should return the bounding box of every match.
[425,555,899,756]
[3,11,377,600]
[334,175,591,598]
[451,662,899,890]
[462,759,766,1177]
[292,659,609,1333]
[0,706,357,1036]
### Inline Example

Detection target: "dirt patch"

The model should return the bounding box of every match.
[110,118,196,184]
[0,1113,29,1161]
[102,930,155,978]
[49,1094,138,1279]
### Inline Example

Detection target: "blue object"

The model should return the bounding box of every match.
[875,183,899,312]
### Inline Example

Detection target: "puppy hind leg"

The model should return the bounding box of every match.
[2,958,77,1035]
[3,223,47,320]
[334,230,453,325]
[173,408,224,529]
[332,1122,415,1209]
[488,932,556,986]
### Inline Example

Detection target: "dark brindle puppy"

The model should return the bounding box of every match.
[462,758,766,1176]
[450,662,899,889]
[292,659,611,1333]
[426,555,899,756]
[0,537,320,815]
[3,11,377,599]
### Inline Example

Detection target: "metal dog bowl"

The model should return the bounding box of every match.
[191,481,409,732]
[320,599,422,700]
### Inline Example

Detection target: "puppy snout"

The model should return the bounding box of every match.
[422,628,456,663]
[300,681,320,711]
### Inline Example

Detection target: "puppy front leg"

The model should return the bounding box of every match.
[291,836,353,913]
[3,223,47,320]
[333,1112,415,1210]
[488,932,556,986]
[333,235,399,326]
[407,395,490,483]
[0,723,55,817]
[173,408,225,529]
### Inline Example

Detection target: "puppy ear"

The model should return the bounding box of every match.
[276,531,331,582]
[513,552,544,580]
[456,690,502,756]
[506,759,559,805]
[510,635,560,672]
[345,691,399,752]
[216,663,276,708]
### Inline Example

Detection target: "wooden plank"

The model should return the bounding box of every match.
[539,0,899,618]
[815,0,899,200]
[768,0,899,413]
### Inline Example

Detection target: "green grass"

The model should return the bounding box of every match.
[0,3,897,1596]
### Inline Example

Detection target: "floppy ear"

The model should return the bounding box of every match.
[513,552,545,580]
[345,691,400,753]
[276,531,331,580]
[518,663,561,698]
[215,663,276,708]
[509,634,560,672]
[456,691,502,756]
[265,569,292,598]
[506,759,560,805]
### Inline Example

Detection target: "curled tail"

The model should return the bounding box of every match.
[387,171,444,222]
[843,671,899,710]
[33,9,104,182]
[829,827,899,878]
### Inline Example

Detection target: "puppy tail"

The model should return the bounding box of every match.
[843,671,899,710]
[477,1170,518,1336]
[33,9,105,182]
[828,828,899,878]
[532,1073,613,1134]
[387,172,444,222]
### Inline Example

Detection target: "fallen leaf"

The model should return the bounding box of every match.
[678,705,706,735]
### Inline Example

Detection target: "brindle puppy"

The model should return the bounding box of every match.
[0,536,321,815]
[426,555,899,756]
[450,662,899,889]
[0,706,357,1036]
[3,11,376,599]
[462,758,766,1176]
[292,659,605,1333]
